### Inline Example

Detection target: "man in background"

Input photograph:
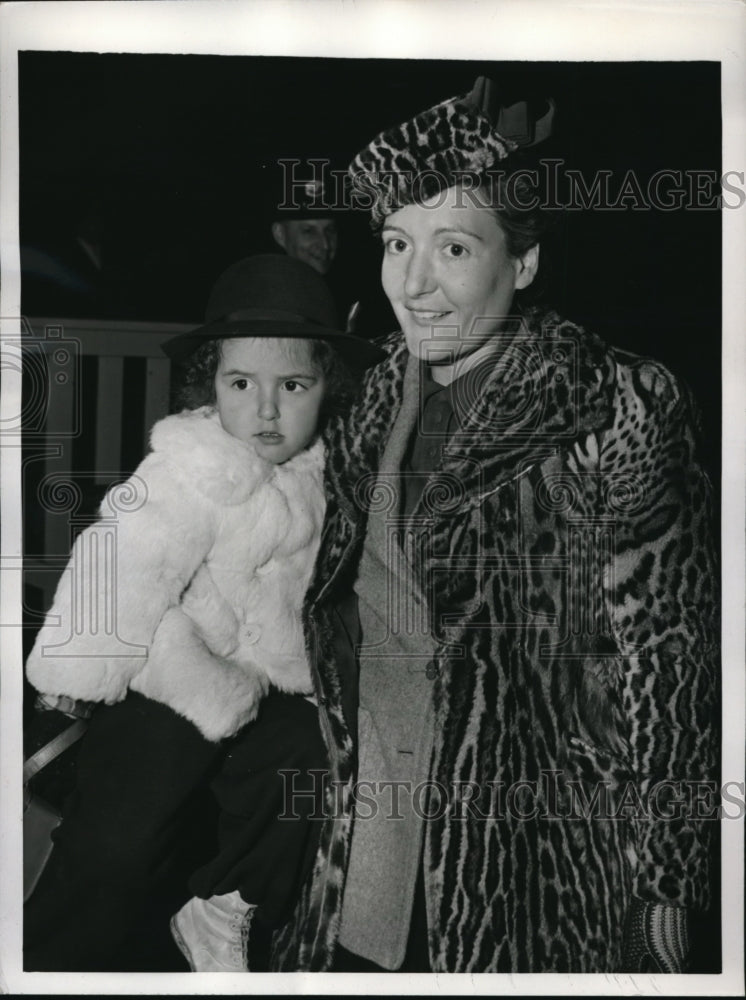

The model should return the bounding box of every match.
[271,177,338,277]
[269,166,393,335]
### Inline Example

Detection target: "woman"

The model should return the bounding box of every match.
[270,78,718,973]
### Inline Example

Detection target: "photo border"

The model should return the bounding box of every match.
[1,1,743,995]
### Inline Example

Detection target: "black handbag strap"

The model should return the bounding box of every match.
[23,719,88,783]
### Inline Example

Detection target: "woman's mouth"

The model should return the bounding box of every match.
[407,308,451,325]
[255,432,284,443]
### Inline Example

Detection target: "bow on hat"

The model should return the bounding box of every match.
[465,76,555,147]
[348,76,555,226]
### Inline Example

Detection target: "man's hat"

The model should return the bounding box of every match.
[348,76,555,227]
[161,254,384,367]
[272,167,337,221]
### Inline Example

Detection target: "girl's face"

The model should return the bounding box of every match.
[214,337,325,464]
[380,185,539,384]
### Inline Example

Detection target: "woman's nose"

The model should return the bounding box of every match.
[403,251,435,298]
[257,391,280,421]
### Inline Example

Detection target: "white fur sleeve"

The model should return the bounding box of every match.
[26,451,216,706]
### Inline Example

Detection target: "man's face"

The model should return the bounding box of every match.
[272,218,338,275]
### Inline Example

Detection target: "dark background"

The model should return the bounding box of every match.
[18,52,722,973]
[19,53,721,474]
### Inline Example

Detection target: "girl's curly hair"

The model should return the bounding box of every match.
[171,336,360,424]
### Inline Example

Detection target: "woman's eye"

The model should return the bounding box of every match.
[383,237,408,255]
[445,242,467,258]
[282,380,306,393]
[231,378,249,390]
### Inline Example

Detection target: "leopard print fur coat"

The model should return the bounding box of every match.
[271,307,718,972]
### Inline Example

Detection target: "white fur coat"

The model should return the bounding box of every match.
[26,407,326,741]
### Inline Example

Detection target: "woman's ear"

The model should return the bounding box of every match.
[271,222,288,252]
[514,244,540,290]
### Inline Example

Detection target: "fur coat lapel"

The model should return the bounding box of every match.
[325,309,616,545]
[149,406,274,504]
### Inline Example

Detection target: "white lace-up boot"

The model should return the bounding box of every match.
[170,890,255,971]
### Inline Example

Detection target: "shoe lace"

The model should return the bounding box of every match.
[239,903,255,971]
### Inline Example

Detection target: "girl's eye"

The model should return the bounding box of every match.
[231,378,249,390]
[282,380,306,393]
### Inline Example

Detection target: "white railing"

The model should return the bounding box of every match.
[22,316,193,611]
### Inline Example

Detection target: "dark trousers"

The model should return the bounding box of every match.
[189,692,326,926]
[24,690,326,972]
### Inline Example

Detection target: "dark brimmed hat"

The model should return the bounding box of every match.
[161,254,384,367]
[349,76,555,227]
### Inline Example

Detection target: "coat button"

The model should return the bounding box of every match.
[425,660,438,680]
[243,624,262,645]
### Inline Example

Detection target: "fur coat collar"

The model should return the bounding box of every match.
[150,405,323,505]
[321,307,617,576]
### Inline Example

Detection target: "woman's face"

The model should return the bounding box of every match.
[381,185,538,384]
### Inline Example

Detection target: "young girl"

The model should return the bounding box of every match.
[23,254,384,971]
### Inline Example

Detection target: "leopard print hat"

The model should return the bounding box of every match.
[348,76,554,227]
